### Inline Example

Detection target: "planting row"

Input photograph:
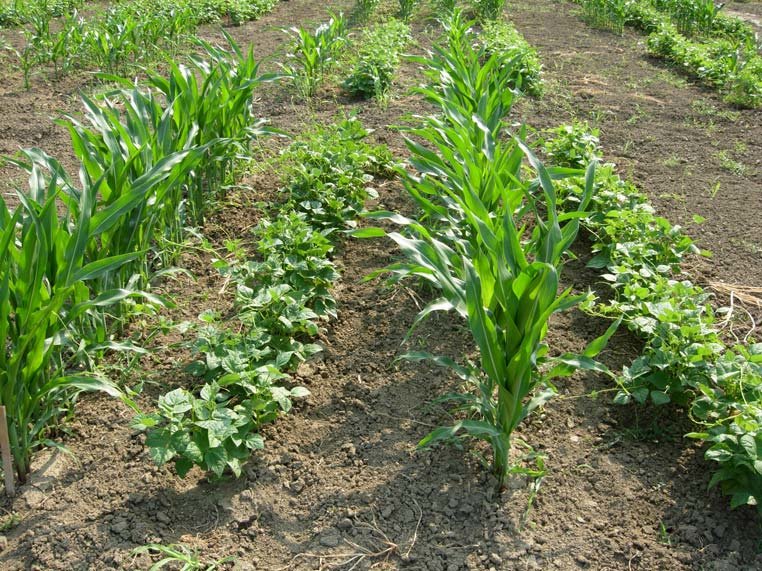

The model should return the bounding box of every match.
[0,35,277,484]
[0,0,280,86]
[575,0,762,107]
[359,11,609,485]
[543,122,762,512]
[134,119,395,477]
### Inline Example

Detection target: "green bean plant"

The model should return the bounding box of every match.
[135,118,394,479]
[343,19,410,101]
[479,19,544,96]
[545,123,762,513]
[470,0,505,21]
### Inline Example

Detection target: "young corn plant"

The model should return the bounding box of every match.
[359,13,615,485]
[281,13,348,98]
[580,0,627,34]
[137,33,279,223]
[16,100,205,292]
[398,0,418,22]
[0,171,139,483]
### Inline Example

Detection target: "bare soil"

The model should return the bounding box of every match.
[1,1,761,570]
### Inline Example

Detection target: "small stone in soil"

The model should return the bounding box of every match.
[319,530,341,548]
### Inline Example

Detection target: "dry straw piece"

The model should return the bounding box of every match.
[710,282,762,307]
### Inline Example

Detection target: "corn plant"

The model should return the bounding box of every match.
[349,0,380,24]
[398,0,418,21]
[653,0,720,36]
[0,171,139,482]
[580,0,627,34]
[358,13,614,485]
[15,98,205,292]
[136,33,279,224]
[281,13,348,98]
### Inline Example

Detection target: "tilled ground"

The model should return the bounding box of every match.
[1,1,761,570]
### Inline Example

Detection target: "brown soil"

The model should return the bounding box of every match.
[1,1,762,571]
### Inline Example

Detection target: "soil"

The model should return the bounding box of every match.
[1,1,761,570]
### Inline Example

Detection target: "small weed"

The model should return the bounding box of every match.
[131,543,234,570]
[0,512,21,532]
[662,155,682,168]
[626,103,647,125]
[658,521,673,546]
[716,150,749,176]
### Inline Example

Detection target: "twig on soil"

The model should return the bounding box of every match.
[402,499,423,559]
[373,411,436,429]
[714,289,758,342]
[710,281,762,307]
[388,285,422,311]
[276,507,424,571]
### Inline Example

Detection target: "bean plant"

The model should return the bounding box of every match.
[135,118,395,478]
[479,19,544,96]
[343,20,411,101]
[546,124,762,512]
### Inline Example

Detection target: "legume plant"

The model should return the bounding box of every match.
[479,19,544,96]
[570,0,762,107]
[546,124,762,513]
[343,19,410,101]
[134,119,395,478]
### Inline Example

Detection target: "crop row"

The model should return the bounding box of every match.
[134,119,395,477]
[544,122,762,512]
[575,0,762,107]
[0,34,278,484]
[359,11,612,485]
[1,0,280,87]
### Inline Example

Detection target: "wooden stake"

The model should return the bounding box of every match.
[0,406,14,497]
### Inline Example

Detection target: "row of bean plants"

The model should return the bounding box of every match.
[544,122,762,513]
[573,0,762,107]
[343,19,411,101]
[134,119,395,477]
[478,19,544,96]
[0,35,274,485]
[359,12,614,486]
